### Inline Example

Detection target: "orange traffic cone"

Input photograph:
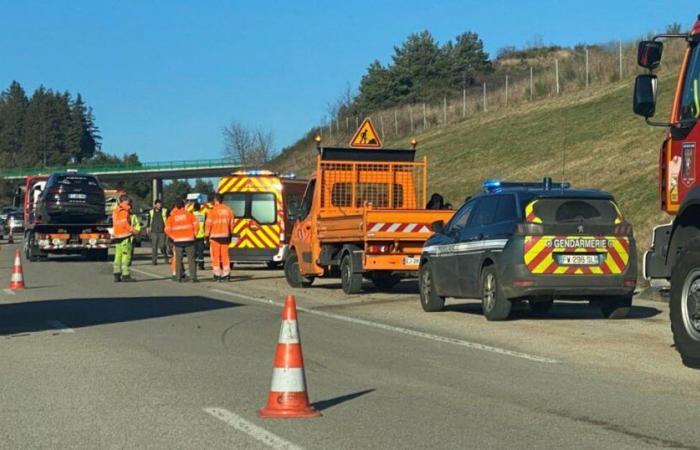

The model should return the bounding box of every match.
[9,249,25,290]
[258,295,320,419]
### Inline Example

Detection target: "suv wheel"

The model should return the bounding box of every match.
[284,251,314,288]
[481,266,511,321]
[340,253,363,294]
[419,261,445,312]
[598,295,632,319]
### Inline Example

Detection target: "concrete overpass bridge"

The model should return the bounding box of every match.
[0,158,242,203]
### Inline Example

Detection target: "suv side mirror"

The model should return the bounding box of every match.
[431,220,445,234]
[637,41,663,70]
[633,74,657,118]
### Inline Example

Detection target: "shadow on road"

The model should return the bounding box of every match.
[0,296,241,335]
[445,300,661,320]
[311,389,375,411]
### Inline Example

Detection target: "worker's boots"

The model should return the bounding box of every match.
[121,275,135,282]
[113,273,122,283]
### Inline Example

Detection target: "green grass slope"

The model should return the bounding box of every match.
[271,78,674,265]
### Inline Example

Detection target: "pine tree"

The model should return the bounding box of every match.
[0,81,29,168]
[448,32,493,89]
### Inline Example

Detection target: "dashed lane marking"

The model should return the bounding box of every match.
[131,267,559,364]
[46,320,75,333]
[204,407,302,450]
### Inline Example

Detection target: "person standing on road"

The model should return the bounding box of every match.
[165,196,199,282]
[205,193,234,282]
[192,201,207,270]
[147,199,169,265]
[128,199,142,264]
[111,194,137,282]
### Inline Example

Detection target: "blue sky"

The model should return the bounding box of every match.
[0,1,697,163]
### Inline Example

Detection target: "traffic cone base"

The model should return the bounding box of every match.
[258,295,320,419]
[8,249,25,290]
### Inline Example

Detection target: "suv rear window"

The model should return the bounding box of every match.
[54,175,99,187]
[530,198,620,224]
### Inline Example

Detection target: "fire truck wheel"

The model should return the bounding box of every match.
[340,254,363,294]
[670,244,700,368]
[419,261,445,312]
[481,266,511,321]
[284,252,314,288]
[370,271,401,290]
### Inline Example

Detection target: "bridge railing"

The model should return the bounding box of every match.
[0,158,237,178]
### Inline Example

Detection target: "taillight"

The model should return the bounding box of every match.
[367,244,391,254]
[516,223,544,235]
[614,222,633,236]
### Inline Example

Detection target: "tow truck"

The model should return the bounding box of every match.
[633,16,700,367]
[284,130,454,294]
[20,174,111,261]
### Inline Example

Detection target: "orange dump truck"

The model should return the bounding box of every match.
[284,146,453,294]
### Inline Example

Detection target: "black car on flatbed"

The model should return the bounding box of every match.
[419,178,637,320]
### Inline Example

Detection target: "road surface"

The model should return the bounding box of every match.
[0,244,698,449]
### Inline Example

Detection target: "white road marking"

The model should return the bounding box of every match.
[203,407,302,450]
[46,320,75,333]
[131,266,558,364]
[209,288,559,364]
[3,288,16,295]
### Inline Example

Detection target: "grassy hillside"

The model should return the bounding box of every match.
[270,77,676,269]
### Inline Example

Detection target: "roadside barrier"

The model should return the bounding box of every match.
[258,294,320,419]
[9,249,25,289]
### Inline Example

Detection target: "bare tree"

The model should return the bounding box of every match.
[223,121,274,166]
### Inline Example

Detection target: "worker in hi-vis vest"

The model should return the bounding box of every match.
[192,201,207,270]
[165,196,199,282]
[205,193,234,281]
[111,194,138,282]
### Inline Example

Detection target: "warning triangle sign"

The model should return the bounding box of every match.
[349,118,383,149]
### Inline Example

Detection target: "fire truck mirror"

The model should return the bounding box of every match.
[633,74,657,118]
[637,40,663,70]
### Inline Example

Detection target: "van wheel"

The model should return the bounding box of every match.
[419,261,445,312]
[284,252,314,288]
[340,254,363,294]
[481,266,511,321]
[599,295,632,319]
[370,271,401,290]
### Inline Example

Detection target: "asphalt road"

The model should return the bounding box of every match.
[1,243,699,449]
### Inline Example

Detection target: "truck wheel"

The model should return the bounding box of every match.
[370,271,401,290]
[340,254,363,294]
[528,297,554,314]
[598,295,632,319]
[284,252,314,288]
[24,233,38,262]
[481,266,511,321]
[670,246,700,368]
[419,261,445,312]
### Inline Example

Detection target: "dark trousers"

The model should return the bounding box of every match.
[194,238,205,264]
[174,242,196,281]
[151,232,169,264]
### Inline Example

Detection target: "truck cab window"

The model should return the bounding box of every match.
[298,180,315,220]
[680,42,700,121]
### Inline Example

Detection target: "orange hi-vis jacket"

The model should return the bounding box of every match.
[112,201,136,240]
[205,203,234,239]
[165,207,198,243]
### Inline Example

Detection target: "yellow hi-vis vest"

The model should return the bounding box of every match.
[193,210,206,239]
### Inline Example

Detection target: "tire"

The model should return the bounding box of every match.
[284,251,314,288]
[528,297,554,314]
[340,253,363,294]
[419,261,445,312]
[670,246,700,368]
[480,266,511,321]
[25,232,38,262]
[598,295,632,319]
[370,271,401,290]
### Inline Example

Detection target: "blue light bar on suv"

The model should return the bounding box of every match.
[482,177,571,193]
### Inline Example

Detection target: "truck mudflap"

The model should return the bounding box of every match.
[644,223,673,280]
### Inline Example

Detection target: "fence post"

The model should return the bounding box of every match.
[409,106,414,134]
[530,66,534,101]
[505,75,509,106]
[462,88,466,118]
[585,47,589,88]
[443,95,447,125]
[355,116,359,129]
[555,59,560,95]
[328,122,332,141]
[483,82,487,112]
[394,110,398,136]
[380,114,385,138]
[345,116,349,131]
[335,118,339,134]
[619,40,623,80]
[423,103,427,130]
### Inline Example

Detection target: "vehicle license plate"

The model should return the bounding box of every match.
[68,193,86,199]
[557,254,599,265]
[404,256,420,266]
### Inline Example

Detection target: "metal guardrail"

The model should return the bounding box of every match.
[0,158,237,178]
